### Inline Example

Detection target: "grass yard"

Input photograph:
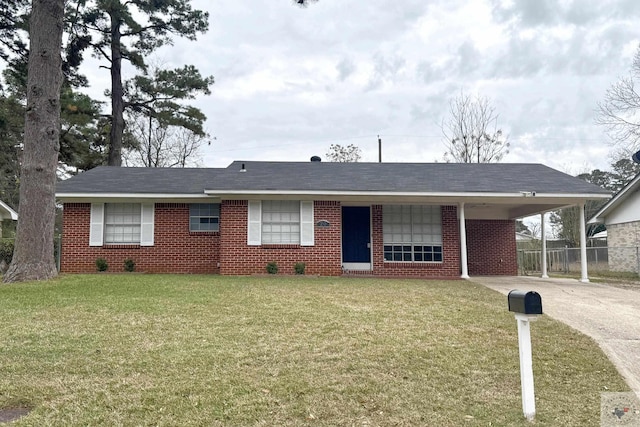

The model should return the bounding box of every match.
[0,275,628,426]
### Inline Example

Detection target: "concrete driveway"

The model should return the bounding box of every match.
[471,276,640,392]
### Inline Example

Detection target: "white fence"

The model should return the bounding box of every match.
[517,246,640,276]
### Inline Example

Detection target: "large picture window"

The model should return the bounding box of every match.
[190,204,220,232]
[261,200,300,244]
[104,203,141,244]
[383,205,442,262]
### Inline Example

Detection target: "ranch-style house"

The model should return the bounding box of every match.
[55,159,610,279]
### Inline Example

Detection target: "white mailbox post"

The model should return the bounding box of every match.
[508,290,543,422]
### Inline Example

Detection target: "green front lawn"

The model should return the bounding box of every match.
[0,275,627,426]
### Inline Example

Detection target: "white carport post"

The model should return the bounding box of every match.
[541,212,548,279]
[459,202,469,279]
[579,202,589,283]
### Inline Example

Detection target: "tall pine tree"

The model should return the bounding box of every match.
[4,0,64,282]
[69,0,212,166]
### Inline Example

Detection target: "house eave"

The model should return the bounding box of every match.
[203,189,610,199]
[588,173,640,224]
[55,190,609,220]
[0,200,18,220]
[56,193,219,203]
[203,190,609,219]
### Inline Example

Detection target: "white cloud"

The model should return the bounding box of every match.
[73,0,640,174]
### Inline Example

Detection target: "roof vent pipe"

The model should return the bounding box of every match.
[240,163,246,172]
[310,156,321,162]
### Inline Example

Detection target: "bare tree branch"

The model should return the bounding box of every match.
[441,91,510,163]
[123,111,210,167]
[325,144,362,162]
[596,62,640,157]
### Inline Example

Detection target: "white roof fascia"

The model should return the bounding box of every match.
[203,189,610,199]
[588,173,640,224]
[57,193,215,199]
[0,200,18,220]
[55,190,610,207]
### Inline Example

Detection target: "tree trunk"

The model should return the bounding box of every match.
[107,9,124,166]
[3,0,63,283]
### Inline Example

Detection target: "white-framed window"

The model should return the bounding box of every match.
[190,203,220,232]
[383,205,442,262]
[89,202,154,246]
[247,200,314,246]
[105,203,141,244]
[262,200,300,244]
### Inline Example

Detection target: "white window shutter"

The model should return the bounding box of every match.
[247,200,262,246]
[89,203,104,246]
[300,201,314,246]
[140,203,155,246]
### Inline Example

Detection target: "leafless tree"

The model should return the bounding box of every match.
[325,143,362,162]
[4,0,63,282]
[441,92,510,163]
[123,112,211,168]
[596,46,640,160]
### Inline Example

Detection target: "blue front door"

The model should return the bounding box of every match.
[342,207,371,264]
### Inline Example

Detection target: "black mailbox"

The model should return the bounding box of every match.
[508,290,542,315]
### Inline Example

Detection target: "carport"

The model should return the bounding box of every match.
[459,190,609,281]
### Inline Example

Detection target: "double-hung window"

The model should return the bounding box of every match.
[247,200,314,246]
[190,204,220,232]
[104,203,142,244]
[262,200,301,244]
[89,203,154,246]
[383,205,442,262]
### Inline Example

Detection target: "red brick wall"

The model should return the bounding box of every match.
[60,203,220,273]
[61,201,517,277]
[465,219,517,276]
[371,205,462,278]
[219,200,343,276]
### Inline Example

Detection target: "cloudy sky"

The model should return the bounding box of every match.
[86,0,640,172]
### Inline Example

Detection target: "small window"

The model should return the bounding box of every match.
[190,204,220,232]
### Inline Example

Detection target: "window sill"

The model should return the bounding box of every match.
[103,244,141,249]
[260,244,302,249]
[188,231,220,236]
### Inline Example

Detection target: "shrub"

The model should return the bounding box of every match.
[294,262,306,275]
[0,239,14,265]
[95,258,108,272]
[266,262,278,274]
[124,258,136,272]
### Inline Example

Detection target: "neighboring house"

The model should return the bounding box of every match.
[589,173,640,273]
[0,199,18,237]
[516,232,535,242]
[589,230,607,247]
[55,159,610,278]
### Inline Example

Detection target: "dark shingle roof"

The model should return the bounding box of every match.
[56,161,610,196]
[56,167,224,194]
[212,161,609,194]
